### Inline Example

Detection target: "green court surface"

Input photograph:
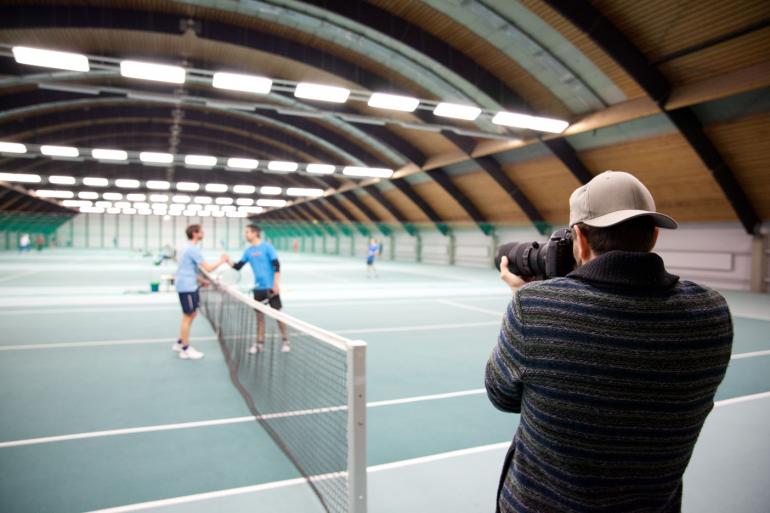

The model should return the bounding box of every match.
[0,250,769,513]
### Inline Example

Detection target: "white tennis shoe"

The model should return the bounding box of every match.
[281,342,291,353]
[172,342,183,353]
[179,346,204,360]
[248,342,265,354]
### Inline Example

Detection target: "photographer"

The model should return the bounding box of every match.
[486,171,733,513]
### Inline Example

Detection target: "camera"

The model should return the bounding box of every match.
[494,228,576,279]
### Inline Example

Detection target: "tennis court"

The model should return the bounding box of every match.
[1,249,769,513]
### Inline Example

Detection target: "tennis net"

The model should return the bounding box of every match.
[199,271,366,513]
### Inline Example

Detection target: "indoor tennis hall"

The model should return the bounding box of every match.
[1,2,770,513]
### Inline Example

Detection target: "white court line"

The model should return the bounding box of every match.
[0,306,179,316]
[0,336,217,351]
[334,320,500,335]
[82,390,770,513]
[0,388,487,449]
[83,442,512,513]
[437,299,503,317]
[7,386,767,451]
[713,390,770,407]
[731,349,770,360]
[0,270,40,284]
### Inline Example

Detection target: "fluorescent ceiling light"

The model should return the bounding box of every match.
[123,208,137,215]
[194,196,213,204]
[83,177,109,187]
[103,193,123,200]
[0,142,27,154]
[115,179,140,188]
[92,148,128,161]
[12,46,89,72]
[227,211,248,218]
[433,102,482,121]
[106,207,121,214]
[40,145,79,158]
[137,209,153,216]
[140,151,173,164]
[294,82,350,103]
[306,164,335,175]
[212,211,225,218]
[205,204,220,211]
[198,210,211,217]
[49,175,76,185]
[62,200,92,207]
[133,202,150,210]
[287,187,324,197]
[268,161,298,172]
[368,93,419,112]
[78,191,99,200]
[114,201,131,209]
[232,185,256,194]
[176,182,200,192]
[215,197,234,205]
[491,112,569,134]
[240,206,264,214]
[220,205,236,212]
[342,166,394,178]
[226,157,258,170]
[150,194,169,202]
[0,172,41,183]
[126,193,146,201]
[236,198,254,206]
[95,201,112,208]
[212,72,272,94]
[146,180,170,190]
[256,198,287,207]
[120,60,185,84]
[185,155,217,167]
[36,189,74,198]
[260,186,282,195]
[172,195,191,203]
[187,204,202,211]
[204,183,228,193]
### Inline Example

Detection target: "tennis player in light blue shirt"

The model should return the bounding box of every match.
[173,223,229,360]
[231,223,289,354]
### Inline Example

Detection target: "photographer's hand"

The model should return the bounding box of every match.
[500,256,530,294]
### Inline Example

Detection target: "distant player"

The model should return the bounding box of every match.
[366,237,380,278]
[173,224,229,360]
[231,224,290,354]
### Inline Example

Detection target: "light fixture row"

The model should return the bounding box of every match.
[11,45,570,134]
[0,172,323,197]
[0,141,394,178]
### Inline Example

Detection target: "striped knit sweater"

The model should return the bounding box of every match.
[486,251,733,513]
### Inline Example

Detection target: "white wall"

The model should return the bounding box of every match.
[54,213,248,252]
[284,221,769,293]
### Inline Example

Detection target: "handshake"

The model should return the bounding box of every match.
[220,253,232,265]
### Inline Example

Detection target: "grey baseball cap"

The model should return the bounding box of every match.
[569,171,678,229]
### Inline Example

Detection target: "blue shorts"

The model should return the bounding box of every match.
[178,291,200,315]
[367,256,375,265]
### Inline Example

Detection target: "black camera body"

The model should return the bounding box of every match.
[494,228,576,280]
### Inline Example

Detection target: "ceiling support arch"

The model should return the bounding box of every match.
[544,0,762,235]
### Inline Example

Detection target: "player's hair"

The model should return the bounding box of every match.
[185,224,202,240]
[246,223,262,236]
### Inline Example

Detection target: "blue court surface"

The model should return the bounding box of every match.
[1,250,769,513]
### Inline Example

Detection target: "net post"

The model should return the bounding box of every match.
[347,340,367,513]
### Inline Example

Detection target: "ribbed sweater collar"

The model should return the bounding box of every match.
[567,251,679,292]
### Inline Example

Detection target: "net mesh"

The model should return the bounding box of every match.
[199,280,354,513]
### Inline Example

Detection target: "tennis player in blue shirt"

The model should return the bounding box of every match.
[231,224,289,353]
[366,237,380,278]
[173,224,229,360]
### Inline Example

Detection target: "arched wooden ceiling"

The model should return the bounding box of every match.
[0,0,768,233]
